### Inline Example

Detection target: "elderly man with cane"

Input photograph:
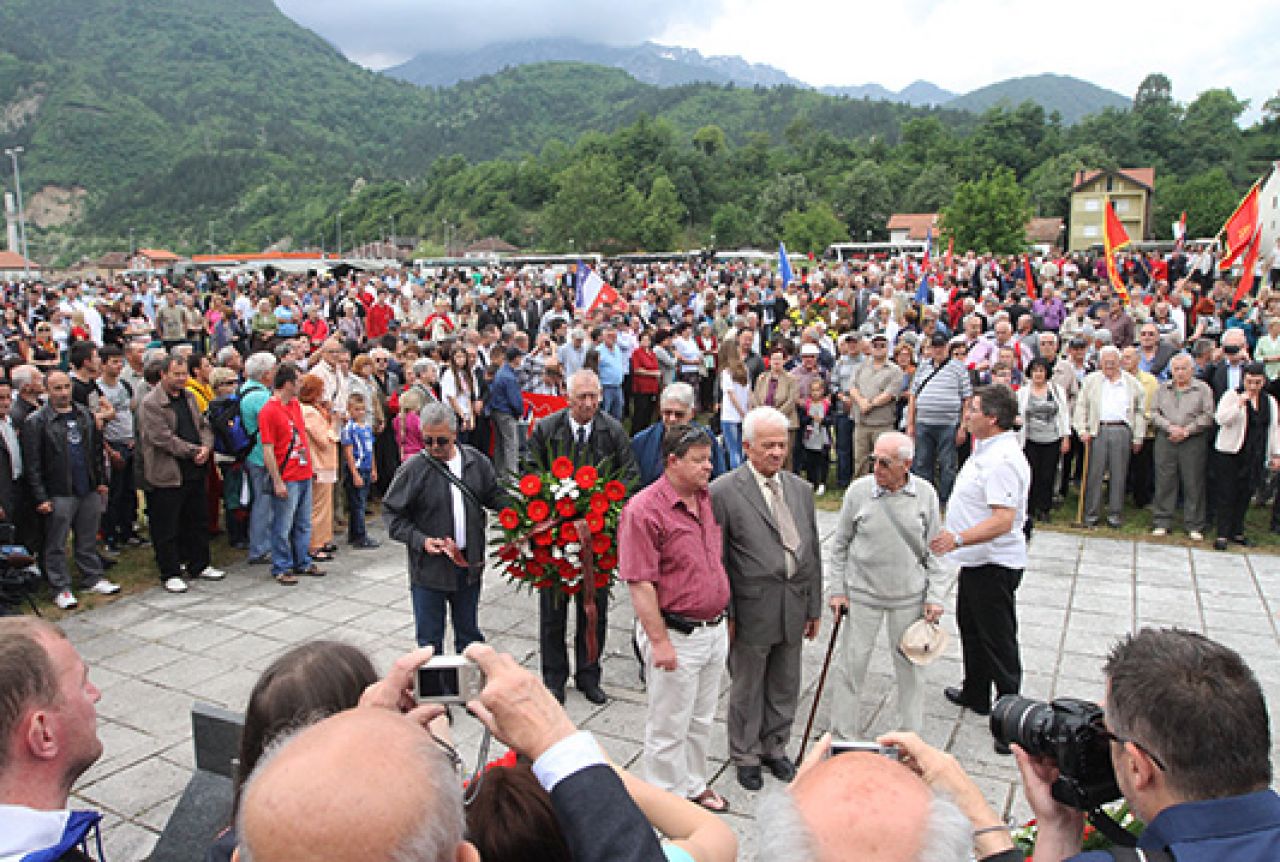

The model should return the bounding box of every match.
[826,430,946,737]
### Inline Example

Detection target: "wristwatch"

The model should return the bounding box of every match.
[954,533,965,548]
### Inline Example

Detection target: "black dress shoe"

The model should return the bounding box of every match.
[994,739,1012,756]
[1213,538,1229,551]
[550,686,566,704]
[736,764,763,791]
[578,682,608,705]
[944,686,989,716]
[761,755,796,782]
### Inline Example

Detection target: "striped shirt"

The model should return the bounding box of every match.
[911,358,972,426]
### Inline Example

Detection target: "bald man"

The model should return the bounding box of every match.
[755,734,1020,862]
[238,709,470,862]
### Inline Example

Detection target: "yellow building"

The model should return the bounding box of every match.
[1068,168,1154,252]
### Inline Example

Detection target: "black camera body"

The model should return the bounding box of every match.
[991,695,1121,811]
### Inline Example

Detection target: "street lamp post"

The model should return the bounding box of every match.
[4,147,29,277]
[336,212,343,258]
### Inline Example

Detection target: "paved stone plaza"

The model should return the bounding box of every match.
[56,513,1280,860]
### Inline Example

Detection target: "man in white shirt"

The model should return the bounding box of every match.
[1071,346,1146,528]
[930,384,1030,753]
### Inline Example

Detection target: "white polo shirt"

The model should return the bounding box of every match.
[944,430,1029,569]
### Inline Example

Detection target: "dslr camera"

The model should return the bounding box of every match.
[991,695,1120,811]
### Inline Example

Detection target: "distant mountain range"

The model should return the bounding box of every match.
[383,39,1129,121]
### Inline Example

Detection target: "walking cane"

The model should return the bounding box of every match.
[798,604,847,763]
[1074,439,1091,527]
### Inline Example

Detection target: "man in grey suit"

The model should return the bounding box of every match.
[711,406,822,792]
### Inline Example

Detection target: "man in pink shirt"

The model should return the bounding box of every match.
[619,423,732,812]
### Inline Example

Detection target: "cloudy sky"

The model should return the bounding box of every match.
[278,0,1278,111]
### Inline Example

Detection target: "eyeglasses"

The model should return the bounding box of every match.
[1094,725,1167,771]
[865,455,896,469]
[423,436,455,448]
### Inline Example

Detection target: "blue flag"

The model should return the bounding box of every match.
[915,228,933,304]
[778,242,794,288]
[574,259,586,309]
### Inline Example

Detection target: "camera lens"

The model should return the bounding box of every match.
[991,695,1054,754]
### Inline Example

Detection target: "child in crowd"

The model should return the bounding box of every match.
[799,377,832,494]
[341,394,380,549]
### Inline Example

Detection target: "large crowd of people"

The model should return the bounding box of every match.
[1,244,1279,861]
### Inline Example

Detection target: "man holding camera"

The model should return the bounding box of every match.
[1015,628,1280,860]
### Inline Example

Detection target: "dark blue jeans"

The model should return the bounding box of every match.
[913,422,959,503]
[344,465,372,543]
[410,570,484,654]
[834,414,854,488]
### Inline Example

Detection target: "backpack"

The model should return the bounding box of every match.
[208,384,256,459]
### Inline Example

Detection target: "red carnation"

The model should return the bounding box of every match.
[526,562,545,578]
[551,457,574,479]
[507,564,526,580]
[527,500,551,523]
[588,494,609,514]
[556,498,578,518]
[498,508,520,530]
[497,544,519,562]
[592,533,611,554]
[574,465,598,489]
[604,480,627,502]
[533,530,554,546]
[563,581,583,596]
[532,546,553,563]
[594,569,610,588]
[597,554,618,571]
[585,513,605,533]
[519,474,542,497]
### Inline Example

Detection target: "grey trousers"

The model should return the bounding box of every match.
[44,492,105,591]
[491,412,520,481]
[728,636,804,766]
[828,603,925,737]
[1085,425,1132,522]
[853,424,892,479]
[1152,431,1208,531]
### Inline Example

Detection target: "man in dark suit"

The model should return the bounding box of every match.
[526,369,638,704]
[710,406,822,791]
[0,380,19,526]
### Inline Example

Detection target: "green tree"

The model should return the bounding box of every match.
[639,174,685,250]
[692,124,727,157]
[831,160,892,240]
[754,173,813,244]
[1175,89,1248,178]
[1153,168,1240,239]
[940,168,1030,254]
[782,204,846,255]
[1023,146,1110,217]
[540,155,642,253]
[901,164,956,213]
[711,203,753,249]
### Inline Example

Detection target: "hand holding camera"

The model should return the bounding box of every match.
[464,643,577,762]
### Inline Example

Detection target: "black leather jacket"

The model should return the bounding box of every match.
[22,402,106,503]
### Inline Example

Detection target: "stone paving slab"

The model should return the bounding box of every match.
[55,514,1280,860]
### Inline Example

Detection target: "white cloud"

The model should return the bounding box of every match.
[277,0,1280,112]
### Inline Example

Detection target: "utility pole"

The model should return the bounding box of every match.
[336,211,343,258]
[4,147,29,277]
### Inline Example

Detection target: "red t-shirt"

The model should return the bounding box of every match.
[366,303,395,341]
[257,397,314,482]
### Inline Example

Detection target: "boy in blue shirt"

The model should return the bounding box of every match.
[340,393,379,549]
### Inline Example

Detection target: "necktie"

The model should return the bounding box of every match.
[574,426,588,462]
[765,375,779,406]
[766,477,800,554]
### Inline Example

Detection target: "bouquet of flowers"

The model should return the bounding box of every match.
[494,456,630,599]
[1011,802,1143,857]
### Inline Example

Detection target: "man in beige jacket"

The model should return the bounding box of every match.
[1071,346,1146,528]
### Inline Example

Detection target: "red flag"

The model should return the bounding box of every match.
[1219,183,1259,270]
[1103,200,1132,304]
[1230,231,1262,308]
[1023,254,1037,300]
[521,393,569,436]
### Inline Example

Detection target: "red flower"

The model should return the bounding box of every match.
[497,544,519,562]
[588,493,609,514]
[598,553,618,571]
[557,498,579,518]
[557,559,576,577]
[506,564,526,580]
[585,513,605,533]
[527,500,551,523]
[551,457,574,479]
[563,581,582,596]
[533,530,554,546]
[592,533,611,554]
[526,561,545,578]
[556,527,573,546]
[574,465,598,489]
[594,569,611,588]
[532,546,553,563]
[498,508,520,530]
[604,480,627,502]
[518,474,542,497]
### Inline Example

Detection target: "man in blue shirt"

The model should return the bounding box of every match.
[595,326,626,421]
[487,347,526,481]
[1017,628,1280,861]
[630,382,726,489]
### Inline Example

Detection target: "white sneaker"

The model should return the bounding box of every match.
[1188,530,1204,542]
[1151,527,1168,537]
[196,566,226,581]
[54,590,78,610]
[164,577,189,594]
[816,484,826,496]
[87,579,121,595]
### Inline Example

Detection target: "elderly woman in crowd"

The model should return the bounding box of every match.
[299,373,339,563]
